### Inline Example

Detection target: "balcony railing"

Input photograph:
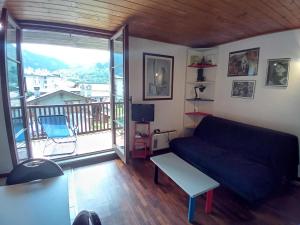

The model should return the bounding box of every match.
[12,102,123,140]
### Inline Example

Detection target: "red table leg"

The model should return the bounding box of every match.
[205,190,214,214]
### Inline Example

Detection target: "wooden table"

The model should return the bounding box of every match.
[0,175,71,225]
[151,153,219,223]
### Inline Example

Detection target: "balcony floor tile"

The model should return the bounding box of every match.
[31,131,113,160]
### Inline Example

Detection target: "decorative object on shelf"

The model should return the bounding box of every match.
[143,53,174,100]
[266,58,290,87]
[190,55,200,64]
[188,55,218,68]
[228,48,259,76]
[231,80,256,99]
[205,54,216,65]
[194,85,206,99]
[197,69,205,81]
[200,56,206,65]
[188,56,217,68]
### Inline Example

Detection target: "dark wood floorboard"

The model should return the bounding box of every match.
[72,159,300,225]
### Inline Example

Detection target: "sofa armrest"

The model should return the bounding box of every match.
[270,139,299,184]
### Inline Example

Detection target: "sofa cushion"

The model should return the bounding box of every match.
[170,137,228,168]
[207,154,275,202]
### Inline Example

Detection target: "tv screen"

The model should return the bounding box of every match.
[131,104,154,122]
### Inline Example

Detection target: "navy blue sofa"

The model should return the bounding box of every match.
[170,116,299,203]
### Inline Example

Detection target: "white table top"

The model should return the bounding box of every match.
[0,175,71,225]
[151,153,219,197]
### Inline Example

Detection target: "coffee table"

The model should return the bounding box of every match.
[150,153,219,223]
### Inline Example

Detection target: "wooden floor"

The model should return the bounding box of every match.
[70,159,300,225]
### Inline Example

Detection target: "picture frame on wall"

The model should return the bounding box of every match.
[266,58,290,87]
[143,53,174,100]
[228,48,260,76]
[231,80,256,99]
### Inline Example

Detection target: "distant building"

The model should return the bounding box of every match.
[24,68,78,95]
[80,83,110,102]
[27,90,92,106]
[25,69,62,91]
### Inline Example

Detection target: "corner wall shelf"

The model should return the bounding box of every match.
[188,64,217,68]
[185,98,214,102]
[183,47,218,133]
[186,81,215,85]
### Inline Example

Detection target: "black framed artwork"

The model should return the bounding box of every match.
[228,48,260,76]
[143,53,174,100]
[231,80,256,99]
[266,58,290,87]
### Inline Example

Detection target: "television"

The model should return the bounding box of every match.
[131,104,155,122]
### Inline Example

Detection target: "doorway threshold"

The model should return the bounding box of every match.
[56,150,118,169]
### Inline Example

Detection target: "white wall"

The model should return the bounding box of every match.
[214,29,300,176]
[129,37,187,141]
[0,83,13,174]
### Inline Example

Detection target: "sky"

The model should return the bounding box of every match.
[21,43,110,67]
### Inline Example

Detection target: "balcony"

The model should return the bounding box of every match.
[12,102,123,159]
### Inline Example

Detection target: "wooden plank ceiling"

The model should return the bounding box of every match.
[1,0,300,47]
[22,30,109,50]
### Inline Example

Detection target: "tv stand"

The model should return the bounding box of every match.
[131,122,151,159]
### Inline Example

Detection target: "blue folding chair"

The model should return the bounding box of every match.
[38,115,78,156]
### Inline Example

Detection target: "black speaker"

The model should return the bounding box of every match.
[197,69,205,81]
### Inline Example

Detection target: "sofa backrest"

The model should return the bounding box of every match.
[194,116,299,169]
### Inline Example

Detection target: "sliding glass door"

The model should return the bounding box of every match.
[110,25,129,163]
[0,9,31,165]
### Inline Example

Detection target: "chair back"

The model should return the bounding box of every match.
[73,211,102,225]
[38,115,71,138]
[6,158,64,185]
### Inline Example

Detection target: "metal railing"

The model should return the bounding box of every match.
[12,102,124,140]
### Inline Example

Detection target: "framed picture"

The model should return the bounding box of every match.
[266,58,290,87]
[231,80,256,99]
[143,53,174,100]
[228,48,260,76]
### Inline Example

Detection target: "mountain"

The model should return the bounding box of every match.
[22,49,69,71]
[22,49,110,84]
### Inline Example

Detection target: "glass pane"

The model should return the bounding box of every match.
[114,102,124,150]
[7,23,17,60]
[115,102,124,126]
[115,127,125,153]
[114,64,124,78]
[11,107,29,162]
[11,99,24,137]
[114,77,124,100]
[113,34,124,102]
[7,59,20,100]
[113,34,123,69]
